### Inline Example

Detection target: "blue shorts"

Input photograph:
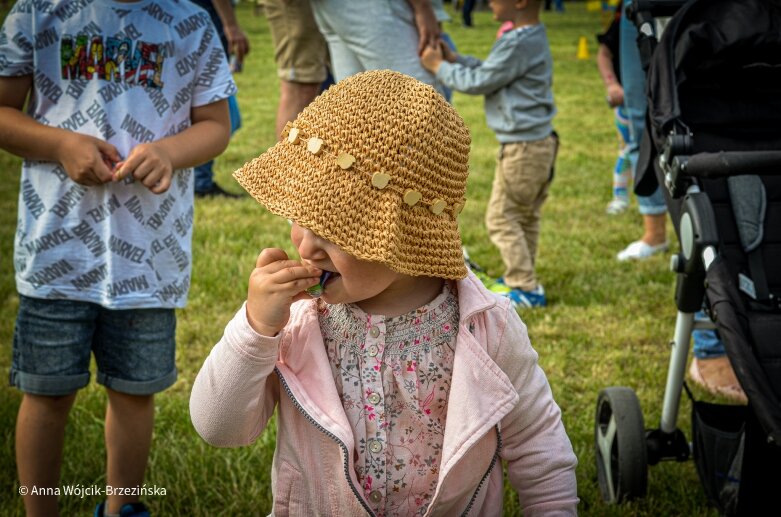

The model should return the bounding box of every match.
[10,295,177,396]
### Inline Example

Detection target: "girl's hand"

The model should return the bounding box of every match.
[246,248,322,337]
[113,142,174,194]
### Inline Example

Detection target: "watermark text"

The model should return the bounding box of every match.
[18,484,167,497]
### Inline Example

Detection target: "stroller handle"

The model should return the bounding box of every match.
[684,151,781,178]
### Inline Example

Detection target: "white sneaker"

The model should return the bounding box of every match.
[606,197,629,215]
[616,240,669,261]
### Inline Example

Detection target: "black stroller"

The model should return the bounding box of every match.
[594,0,781,514]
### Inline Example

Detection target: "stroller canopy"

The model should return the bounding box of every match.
[636,0,781,195]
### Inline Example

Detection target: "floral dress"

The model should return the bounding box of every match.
[320,283,459,517]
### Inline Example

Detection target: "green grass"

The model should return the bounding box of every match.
[0,3,722,515]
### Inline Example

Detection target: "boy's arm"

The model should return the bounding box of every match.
[116,99,231,194]
[435,39,526,96]
[0,75,119,185]
[421,43,480,74]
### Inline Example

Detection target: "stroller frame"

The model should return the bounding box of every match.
[594,0,781,510]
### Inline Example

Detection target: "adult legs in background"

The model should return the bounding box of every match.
[264,0,328,139]
[606,106,631,215]
[311,0,440,94]
[619,1,740,397]
[276,82,321,138]
[689,312,747,403]
[190,0,246,199]
[616,190,668,260]
[616,0,668,261]
[462,0,476,26]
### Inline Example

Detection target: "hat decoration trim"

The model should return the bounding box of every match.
[283,123,466,219]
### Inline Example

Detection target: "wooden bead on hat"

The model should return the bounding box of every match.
[307,137,324,155]
[371,172,391,189]
[403,190,422,206]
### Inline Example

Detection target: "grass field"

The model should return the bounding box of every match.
[0,2,722,515]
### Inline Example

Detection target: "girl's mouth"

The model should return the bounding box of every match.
[306,271,340,298]
[322,271,340,288]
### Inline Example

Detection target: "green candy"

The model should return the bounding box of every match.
[306,271,332,298]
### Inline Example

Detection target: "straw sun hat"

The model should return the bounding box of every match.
[234,69,471,279]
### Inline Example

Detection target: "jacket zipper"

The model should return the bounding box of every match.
[275,367,376,517]
[460,426,503,517]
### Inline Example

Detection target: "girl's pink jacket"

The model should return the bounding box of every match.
[190,271,578,516]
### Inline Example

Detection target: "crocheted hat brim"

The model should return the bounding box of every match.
[234,141,467,279]
[234,70,469,280]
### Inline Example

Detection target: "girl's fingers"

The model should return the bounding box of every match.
[257,248,288,267]
[253,255,320,285]
[259,259,307,274]
[269,263,321,284]
[256,251,320,277]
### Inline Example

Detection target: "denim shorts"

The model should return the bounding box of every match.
[10,295,177,396]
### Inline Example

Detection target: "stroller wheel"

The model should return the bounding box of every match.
[595,387,648,503]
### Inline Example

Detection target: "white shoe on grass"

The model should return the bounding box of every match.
[605,197,629,215]
[616,240,669,261]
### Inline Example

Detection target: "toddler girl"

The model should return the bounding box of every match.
[190,70,578,516]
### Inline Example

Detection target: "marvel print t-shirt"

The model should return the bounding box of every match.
[0,0,237,308]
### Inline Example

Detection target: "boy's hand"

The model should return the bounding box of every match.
[114,142,174,194]
[421,44,444,73]
[441,40,457,63]
[56,132,120,186]
[246,248,322,337]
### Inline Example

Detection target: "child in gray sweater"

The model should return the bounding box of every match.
[422,0,557,309]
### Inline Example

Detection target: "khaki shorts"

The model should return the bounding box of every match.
[261,0,328,83]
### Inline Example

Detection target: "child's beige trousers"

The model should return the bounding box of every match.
[485,134,557,291]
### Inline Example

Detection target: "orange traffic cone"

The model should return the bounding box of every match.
[577,36,590,60]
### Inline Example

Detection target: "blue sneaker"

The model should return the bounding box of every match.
[500,281,547,308]
[95,502,151,517]
[462,247,512,295]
